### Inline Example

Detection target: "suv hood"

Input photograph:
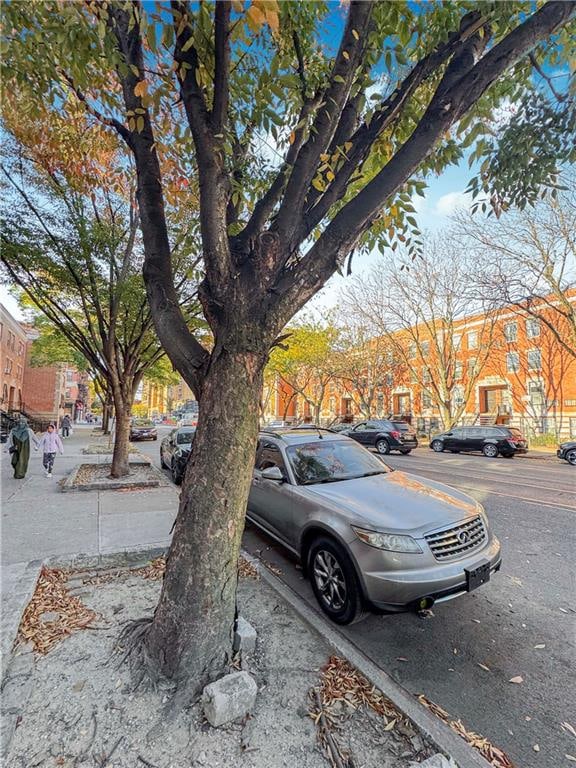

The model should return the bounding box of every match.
[303,471,479,535]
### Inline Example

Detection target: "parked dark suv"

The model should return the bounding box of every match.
[557,441,576,466]
[345,419,418,455]
[430,426,528,458]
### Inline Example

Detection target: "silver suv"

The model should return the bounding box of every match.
[248,429,501,624]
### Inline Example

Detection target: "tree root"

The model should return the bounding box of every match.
[114,617,166,691]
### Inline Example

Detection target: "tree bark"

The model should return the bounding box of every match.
[110,380,133,478]
[144,341,266,692]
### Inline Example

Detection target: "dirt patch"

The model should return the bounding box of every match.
[61,462,168,493]
[5,567,432,768]
[82,444,140,455]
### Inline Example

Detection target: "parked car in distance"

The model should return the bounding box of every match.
[262,420,290,430]
[328,422,356,433]
[430,425,528,458]
[344,419,418,455]
[248,429,500,623]
[129,420,158,441]
[160,426,196,484]
[557,440,576,466]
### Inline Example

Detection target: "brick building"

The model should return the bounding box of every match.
[263,292,576,439]
[0,303,29,411]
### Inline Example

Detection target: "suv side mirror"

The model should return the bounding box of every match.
[261,466,284,482]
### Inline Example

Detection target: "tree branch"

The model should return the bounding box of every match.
[211,0,231,131]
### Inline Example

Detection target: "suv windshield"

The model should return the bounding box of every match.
[286,440,390,485]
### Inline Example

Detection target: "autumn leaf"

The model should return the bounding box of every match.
[477,663,491,672]
[133,79,147,98]
[288,131,295,145]
[533,643,546,649]
[384,719,396,731]
[509,676,524,684]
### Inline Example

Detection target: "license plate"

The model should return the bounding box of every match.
[466,561,491,591]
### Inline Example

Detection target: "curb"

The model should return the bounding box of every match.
[242,549,493,768]
[60,460,166,493]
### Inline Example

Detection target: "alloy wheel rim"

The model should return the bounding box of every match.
[486,445,497,456]
[567,451,576,465]
[313,550,347,610]
[433,441,442,451]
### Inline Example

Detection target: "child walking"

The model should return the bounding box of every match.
[37,423,64,478]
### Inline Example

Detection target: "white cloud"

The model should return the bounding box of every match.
[435,191,471,216]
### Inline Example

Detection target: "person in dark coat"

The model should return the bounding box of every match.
[60,414,72,438]
[6,417,39,479]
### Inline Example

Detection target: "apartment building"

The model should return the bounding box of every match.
[263,291,576,439]
[0,303,29,411]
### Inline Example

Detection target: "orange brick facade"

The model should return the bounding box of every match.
[263,292,576,439]
[0,303,28,411]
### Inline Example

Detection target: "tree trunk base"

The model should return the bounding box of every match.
[115,617,230,703]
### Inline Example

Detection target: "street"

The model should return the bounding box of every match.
[139,433,576,768]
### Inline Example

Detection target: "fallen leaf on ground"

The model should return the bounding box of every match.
[562,723,576,739]
[396,657,408,662]
[384,719,396,731]
[566,754,576,762]
[478,663,491,672]
[533,744,540,752]
[533,644,546,649]
[472,619,481,624]
[509,676,524,684]
[560,608,568,614]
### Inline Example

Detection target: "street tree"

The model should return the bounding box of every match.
[4,0,574,694]
[342,243,500,428]
[267,321,340,424]
[452,178,576,358]
[0,114,201,476]
[332,319,405,420]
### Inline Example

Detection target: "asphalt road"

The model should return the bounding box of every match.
[139,433,576,768]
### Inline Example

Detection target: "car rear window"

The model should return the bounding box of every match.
[391,422,411,431]
[177,429,195,444]
[133,420,154,427]
[507,428,524,438]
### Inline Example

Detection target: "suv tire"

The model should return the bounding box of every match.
[399,448,412,455]
[566,449,576,466]
[160,453,167,469]
[172,463,183,485]
[309,537,365,625]
[483,444,499,458]
[431,440,444,452]
[375,439,390,455]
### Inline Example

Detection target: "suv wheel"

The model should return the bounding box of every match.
[375,439,390,455]
[171,463,183,485]
[309,537,365,625]
[160,453,167,469]
[483,443,499,458]
[566,449,576,466]
[431,440,444,452]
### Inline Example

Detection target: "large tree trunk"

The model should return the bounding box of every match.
[110,384,133,478]
[144,343,266,693]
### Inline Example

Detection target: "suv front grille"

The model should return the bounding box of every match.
[425,516,486,560]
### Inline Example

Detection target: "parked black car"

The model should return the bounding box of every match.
[430,426,528,458]
[160,426,196,484]
[344,419,418,455]
[557,441,576,466]
[129,420,158,441]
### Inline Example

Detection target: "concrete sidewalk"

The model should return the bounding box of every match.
[1,425,178,676]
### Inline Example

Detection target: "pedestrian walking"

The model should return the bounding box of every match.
[6,417,39,479]
[37,423,64,478]
[60,414,72,438]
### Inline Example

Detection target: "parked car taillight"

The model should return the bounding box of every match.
[390,430,401,439]
[506,439,517,447]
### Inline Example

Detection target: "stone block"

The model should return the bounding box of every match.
[202,671,257,727]
[233,616,257,654]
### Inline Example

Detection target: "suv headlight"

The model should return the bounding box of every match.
[352,526,422,553]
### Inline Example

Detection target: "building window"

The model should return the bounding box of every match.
[410,368,418,383]
[453,334,462,351]
[526,319,540,339]
[385,372,393,387]
[421,340,430,357]
[422,367,431,383]
[408,342,417,359]
[17,365,22,379]
[528,381,544,409]
[527,348,541,371]
[454,361,463,380]
[467,331,478,349]
[422,389,432,409]
[4,358,13,374]
[376,393,384,414]
[17,341,24,357]
[504,321,517,343]
[506,352,519,372]
[467,357,477,377]
[452,386,465,408]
